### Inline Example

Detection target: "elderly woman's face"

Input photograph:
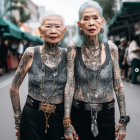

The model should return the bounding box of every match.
[78,7,104,37]
[39,16,66,44]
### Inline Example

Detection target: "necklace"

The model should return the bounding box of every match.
[84,42,102,94]
[40,44,61,102]
[39,44,61,134]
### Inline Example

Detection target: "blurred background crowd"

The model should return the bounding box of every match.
[0,0,140,85]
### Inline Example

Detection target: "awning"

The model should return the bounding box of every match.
[33,36,44,44]
[22,32,35,42]
[109,2,140,36]
[0,17,9,32]
[2,19,23,39]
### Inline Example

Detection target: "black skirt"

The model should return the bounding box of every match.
[71,100,115,140]
[20,103,64,140]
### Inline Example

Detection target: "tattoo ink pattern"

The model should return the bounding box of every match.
[28,46,67,104]
[64,43,76,117]
[10,47,34,114]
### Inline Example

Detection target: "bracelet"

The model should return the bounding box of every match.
[63,117,71,128]
[14,114,22,130]
[119,118,127,126]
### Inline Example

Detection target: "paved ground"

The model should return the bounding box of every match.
[0,72,140,140]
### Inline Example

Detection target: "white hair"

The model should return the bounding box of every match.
[40,10,65,27]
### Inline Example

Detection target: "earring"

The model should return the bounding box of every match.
[100,28,104,39]
[79,29,83,35]
[40,35,42,38]
[100,28,104,33]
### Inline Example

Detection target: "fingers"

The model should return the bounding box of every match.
[115,124,119,138]
[64,134,74,140]
[15,130,18,136]
[118,132,126,140]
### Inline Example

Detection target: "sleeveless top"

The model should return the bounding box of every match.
[28,46,67,101]
[74,43,114,103]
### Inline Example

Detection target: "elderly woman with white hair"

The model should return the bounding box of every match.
[9,10,66,140]
[64,1,130,140]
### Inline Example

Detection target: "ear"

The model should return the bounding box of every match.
[38,27,42,36]
[63,27,67,35]
[77,22,82,30]
[101,18,105,28]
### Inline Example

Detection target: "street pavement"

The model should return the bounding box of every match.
[0,72,140,140]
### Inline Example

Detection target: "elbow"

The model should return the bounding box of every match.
[9,85,18,93]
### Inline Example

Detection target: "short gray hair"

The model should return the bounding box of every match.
[40,10,65,27]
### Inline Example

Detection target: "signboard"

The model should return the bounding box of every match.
[134,21,140,35]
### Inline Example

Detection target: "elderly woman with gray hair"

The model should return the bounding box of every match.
[64,1,130,140]
[9,10,66,140]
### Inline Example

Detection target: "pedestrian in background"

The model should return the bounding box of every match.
[0,38,10,73]
[128,35,140,85]
[17,40,24,63]
[118,38,127,79]
[122,41,131,82]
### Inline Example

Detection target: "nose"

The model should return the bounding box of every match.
[51,26,56,34]
[89,19,95,26]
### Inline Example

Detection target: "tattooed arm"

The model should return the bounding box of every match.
[9,47,34,115]
[109,43,126,116]
[64,44,78,140]
[109,43,126,140]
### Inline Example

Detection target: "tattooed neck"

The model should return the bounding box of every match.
[85,35,99,51]
[44,42,59,55]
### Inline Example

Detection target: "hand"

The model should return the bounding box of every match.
[64,125,79,140]
[122,61,125,65]
[115,123,126,140]
[15,130,20,140]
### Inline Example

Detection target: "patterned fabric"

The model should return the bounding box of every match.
[28,46,67,101]
[74,43,114,102]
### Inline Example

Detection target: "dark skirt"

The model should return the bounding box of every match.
[71,100,115,140]
[20,104,64,140]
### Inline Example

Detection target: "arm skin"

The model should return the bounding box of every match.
[109,43,127,139]
[9,47,34,115]
[64,44,77,140]
[132,47,140,53]
[64,44,76,117]
[109,43,126,116]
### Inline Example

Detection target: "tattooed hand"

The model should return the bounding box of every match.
[64,125,78,140]
[115,123,126,140]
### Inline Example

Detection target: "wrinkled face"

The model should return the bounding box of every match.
[38,15,66,44]
[78,7,105,37]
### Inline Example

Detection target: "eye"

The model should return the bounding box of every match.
[94,17,98,20]
[56,25,60,28]
[84,18,88,21]
[46,25,50,28]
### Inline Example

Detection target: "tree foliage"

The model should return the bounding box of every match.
[6,0,30,26]
[93,0,115,23]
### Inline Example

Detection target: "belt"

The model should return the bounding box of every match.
[26,95,64,113]
[72,98,115,137]
[72,98,115,111]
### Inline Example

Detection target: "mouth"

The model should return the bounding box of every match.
[88,29,96,32]
[50,37,57,40]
